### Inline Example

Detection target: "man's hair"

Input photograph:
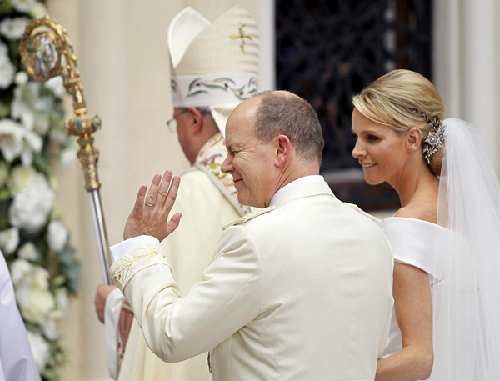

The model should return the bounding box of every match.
[177,107,218,131]
[195,107,213,117]
[253,91,324,162]
[178,107,213,118]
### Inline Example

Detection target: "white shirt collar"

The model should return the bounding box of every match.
[270,175,325,206]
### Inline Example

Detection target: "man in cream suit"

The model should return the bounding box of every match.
[94,6,257,380]
[110,91,393,380]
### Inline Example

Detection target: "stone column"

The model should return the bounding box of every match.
[434,0,500,173]
[259,0,275,91]
[460,0,499,169]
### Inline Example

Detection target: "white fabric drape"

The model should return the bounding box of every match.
[0,252,40,381]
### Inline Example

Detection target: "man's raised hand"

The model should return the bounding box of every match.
[123,170,182,241]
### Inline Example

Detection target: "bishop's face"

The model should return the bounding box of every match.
[351,108,408,185]
[221,99,278,208]
[173,108,198,164]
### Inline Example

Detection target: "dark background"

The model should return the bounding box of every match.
[275,0,432,210]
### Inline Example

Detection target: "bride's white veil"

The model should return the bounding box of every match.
[432,118,500,380]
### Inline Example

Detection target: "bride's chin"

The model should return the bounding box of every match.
[364,176,383,186]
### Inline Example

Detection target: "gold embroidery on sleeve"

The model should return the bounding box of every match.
[111,243,171,289]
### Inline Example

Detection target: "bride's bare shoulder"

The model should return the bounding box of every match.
[395,200,437,224]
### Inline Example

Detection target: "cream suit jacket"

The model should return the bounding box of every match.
[111,179,393,381]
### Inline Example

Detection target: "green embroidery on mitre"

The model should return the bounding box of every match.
[171,73,258,107]
[186,76,257,100]
[171,78,178,94]
[222,206,277,230]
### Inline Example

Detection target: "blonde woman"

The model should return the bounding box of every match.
[351,69,500,381]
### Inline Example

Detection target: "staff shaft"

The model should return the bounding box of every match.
[89,190,113,284]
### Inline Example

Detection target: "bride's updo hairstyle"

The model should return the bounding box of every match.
[352,69,445,176]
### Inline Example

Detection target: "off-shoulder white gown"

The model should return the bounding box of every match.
[382,217,452,358]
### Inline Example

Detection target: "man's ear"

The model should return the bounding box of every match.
[188,107,203,135]
[275,135,292,168]
[406,127,422,153]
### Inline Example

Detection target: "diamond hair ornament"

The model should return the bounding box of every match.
[413,110,446,164]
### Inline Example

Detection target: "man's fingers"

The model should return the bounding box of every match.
[156,170,173,209]
[126,171,180,242]
[161,176,181,214]
[130,185,147,218]
[166,212,182,235]
[144,173,162,209]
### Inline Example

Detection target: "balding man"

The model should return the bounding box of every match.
[110,91,393,381]
[95,6,257,380]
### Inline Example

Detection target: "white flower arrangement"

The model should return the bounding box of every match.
[0,42,14,88]
[43,318,58,340]
[1,2,80,379]
[60,147,76,169]
[12,0,36,13]
[21,128,43,165]
[18,241,39,260]
[55,288,68,315]
[0,119,24,162]
[8,165,37,193]
[10,257,33,284]
[16,71,28,85]
[29,3,47,19]
[27,331,50,373]
[47,221,67,252]
[0,18,29,39]
[0,226,19,253]
[9,173,54,231]
[12,82,50,135]
[18,285,55,324]
[44,76,64,97]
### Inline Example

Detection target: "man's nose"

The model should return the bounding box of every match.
[221,156,232,173]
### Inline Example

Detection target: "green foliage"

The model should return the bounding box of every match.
[0,1,14,16]
[0,101,10,117]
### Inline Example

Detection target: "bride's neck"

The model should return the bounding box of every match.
[391,162,439,208]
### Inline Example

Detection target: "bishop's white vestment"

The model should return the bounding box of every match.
[111,177,394,381]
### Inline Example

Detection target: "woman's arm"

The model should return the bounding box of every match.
[376,262,433,381]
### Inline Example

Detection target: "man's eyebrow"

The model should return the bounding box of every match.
[227,144,240,151]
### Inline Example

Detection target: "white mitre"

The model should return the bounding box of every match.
[168,5,259,136]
